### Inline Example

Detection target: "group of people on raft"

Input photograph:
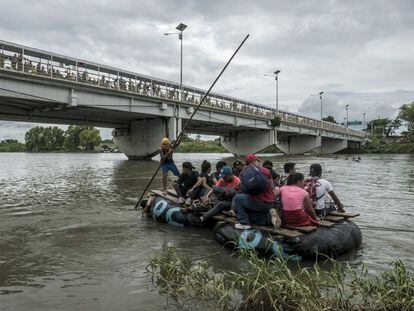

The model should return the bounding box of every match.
[152,137,345,230]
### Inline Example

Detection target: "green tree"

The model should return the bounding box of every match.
[25,126,64,151]
[25,126,43,152]
[79,127,101,150]
[322,115,337,124]
[43,127,65,150]
[64,125,86,150]
[0,139,25,152]
[399,102,414,140]
[366,118,401,137]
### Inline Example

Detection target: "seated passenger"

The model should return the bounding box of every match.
[211,160,227,184]
[174,162,201,206]
[262,160,274,171]
[190,160,214,198]
[234,154,276,229]
[232,160,244,177]
[279,173,319,227]
[280,162,296,185]
[198,166,240,223]
[306,163,345,218]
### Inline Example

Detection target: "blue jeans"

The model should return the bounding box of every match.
[161,162,180,177]
[234,193,273,226]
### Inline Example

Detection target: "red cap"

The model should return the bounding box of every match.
[246,153,261,164]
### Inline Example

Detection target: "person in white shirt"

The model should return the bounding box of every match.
[309,163,345,217]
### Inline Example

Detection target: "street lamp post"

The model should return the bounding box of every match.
[345,104,350,128]
[363,112,366,130]
[319,91,324,120]
[264,69,281,112]
[165,22,187,100]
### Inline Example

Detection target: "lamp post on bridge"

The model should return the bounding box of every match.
[310,91,324,120]
[165,22,187,100]
[345,104,350,128]
[264,69,281,113]
[319,91,324,120]
[363,112,366,130]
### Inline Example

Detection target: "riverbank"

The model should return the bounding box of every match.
[0,139,283,153]
[148,246,414,310]
[361,143,414,154]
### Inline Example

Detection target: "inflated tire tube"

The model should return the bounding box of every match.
[150,196,189,227]
[213,222,301,262]
[213,220,362,260]
[284,219,362,258]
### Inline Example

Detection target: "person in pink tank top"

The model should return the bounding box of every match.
[279,173,319,227]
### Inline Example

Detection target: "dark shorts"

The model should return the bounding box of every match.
[161,162,180,176]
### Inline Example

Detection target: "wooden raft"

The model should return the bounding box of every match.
[148,190,360,239]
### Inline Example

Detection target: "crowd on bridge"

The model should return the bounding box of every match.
[0,52,248,111]
[0,49,362,136]
[143,137,345,229]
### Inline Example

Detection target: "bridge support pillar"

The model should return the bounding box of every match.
[221,130,276,156]
[112,118,181,160]
[277,136,321,155]
[319,139,348,154]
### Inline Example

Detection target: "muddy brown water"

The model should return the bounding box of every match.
[0,152,413,310]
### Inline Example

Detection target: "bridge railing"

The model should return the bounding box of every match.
[0,40,365,138]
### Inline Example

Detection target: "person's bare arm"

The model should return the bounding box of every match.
[201,178,212,191]
[328,190,345,212]
[304,195,318,220]
[187,177,202,195]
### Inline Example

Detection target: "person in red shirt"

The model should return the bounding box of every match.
[234,154,278,229]
[195,166,240,223]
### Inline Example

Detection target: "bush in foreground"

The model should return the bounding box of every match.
[146,246,413,310]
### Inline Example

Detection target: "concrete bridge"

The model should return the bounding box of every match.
[0,40,365,159]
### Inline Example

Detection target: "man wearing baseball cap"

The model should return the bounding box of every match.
[234,154,279,229]
[196,165,241,223]
[174,161,201,205]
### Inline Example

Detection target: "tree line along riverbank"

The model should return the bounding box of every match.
[1,101,413,153]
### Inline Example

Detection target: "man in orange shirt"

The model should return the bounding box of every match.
[196,166,240,223]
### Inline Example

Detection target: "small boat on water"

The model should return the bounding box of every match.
[143,190,362,261]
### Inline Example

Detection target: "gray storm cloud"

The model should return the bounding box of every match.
[1,0,413,140]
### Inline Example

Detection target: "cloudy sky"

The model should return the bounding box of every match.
[1,0,413,140]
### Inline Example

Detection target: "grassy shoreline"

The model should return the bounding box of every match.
[147,246,414,310]
[361,143,414,154]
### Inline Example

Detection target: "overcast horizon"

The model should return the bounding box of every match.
[1,0,414,141]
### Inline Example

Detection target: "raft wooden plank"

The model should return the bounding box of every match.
[212,215,226,221]
[211,216,303,238]
[212,215,237,223]
[166,189,178,197]
[319,220,335,228]
[328,211,360,218]
[254,226,303,238]
[149,190,179,203]
[284,225,317,233]
[324,215,345,222]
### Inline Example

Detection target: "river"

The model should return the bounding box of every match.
[0,152,413,310]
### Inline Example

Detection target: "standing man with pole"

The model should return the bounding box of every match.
[165,22,187,100]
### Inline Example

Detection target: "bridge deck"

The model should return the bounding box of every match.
[0,40,365,139]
